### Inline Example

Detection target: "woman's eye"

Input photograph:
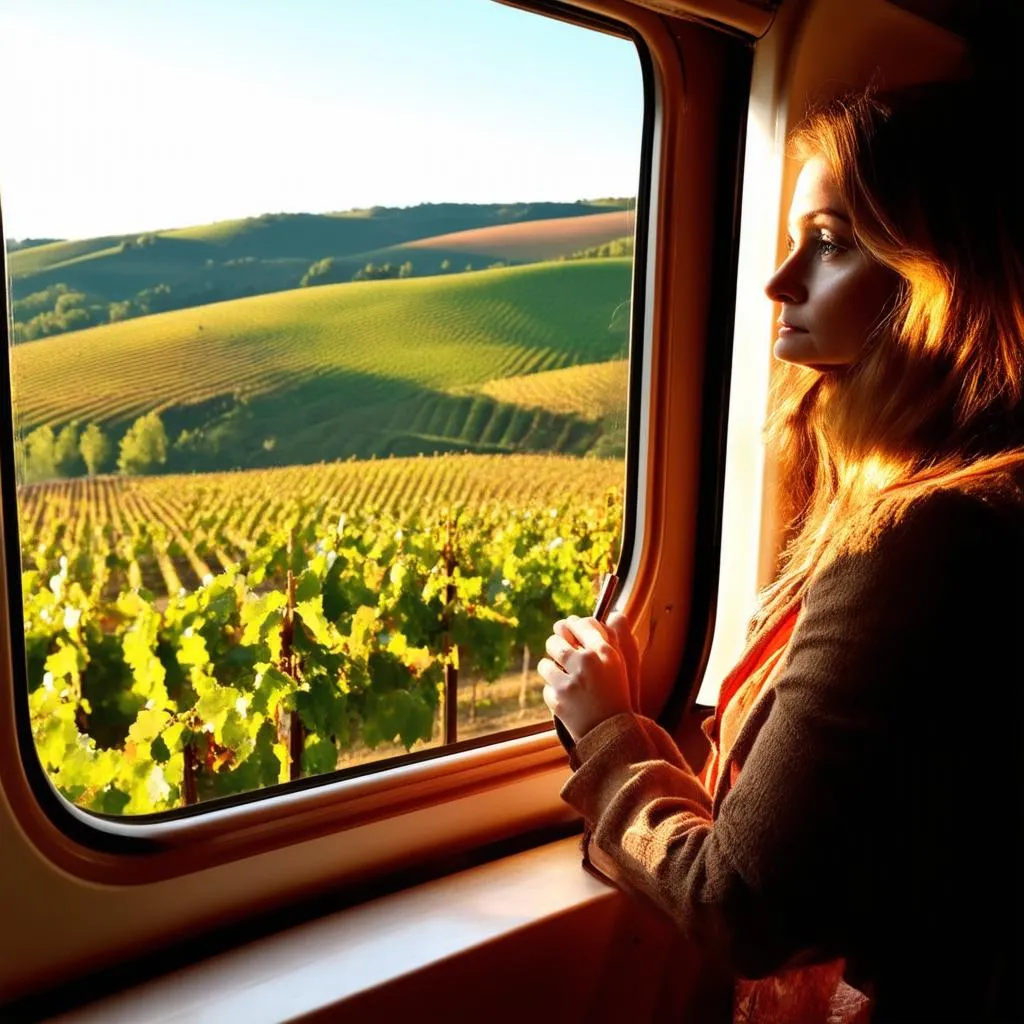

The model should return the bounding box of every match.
[785,231,845,257]
[815,232,844,257]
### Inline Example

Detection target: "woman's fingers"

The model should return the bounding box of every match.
[537,656,565,686]
[607,610,640,711]
[563,614,612,652]
[540,614,634,741]
[553,619,581,650]
[554,615,611,648]
[544,631,577,670]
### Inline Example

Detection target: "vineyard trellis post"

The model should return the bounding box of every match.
[182,740,198,806]
[281,529,305,781]
[442,512,458,745]
[518,644,530,719]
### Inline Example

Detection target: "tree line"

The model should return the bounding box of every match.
[13,282,181,344]
[562,236,634,260]
[300,257,507,288]
[18,412,168,484]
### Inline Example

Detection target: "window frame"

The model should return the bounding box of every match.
[0,0,753,1003]
[1,0,652,868]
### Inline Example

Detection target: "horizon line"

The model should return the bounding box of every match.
[4,195,638,247]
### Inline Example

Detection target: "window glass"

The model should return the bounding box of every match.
[1,0,643,815]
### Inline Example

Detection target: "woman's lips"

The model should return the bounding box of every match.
[777,320,807,336]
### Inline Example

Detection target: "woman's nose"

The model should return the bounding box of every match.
[764,256,807,304]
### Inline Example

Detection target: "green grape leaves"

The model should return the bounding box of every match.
[21,495,622,813]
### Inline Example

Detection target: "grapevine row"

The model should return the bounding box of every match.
[23,486,623,816]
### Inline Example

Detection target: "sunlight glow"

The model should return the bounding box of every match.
[0,0,643,241]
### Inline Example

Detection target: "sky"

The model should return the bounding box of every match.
[0,0,644,241]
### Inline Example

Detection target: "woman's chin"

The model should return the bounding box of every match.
[773,334,817,365]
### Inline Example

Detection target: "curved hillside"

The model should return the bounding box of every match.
[395,209,634,262]
[478,359,628,420]
[11,259,632,470]
[9,236,124,277]
[10,202,629,281]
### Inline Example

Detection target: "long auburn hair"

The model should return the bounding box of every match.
[752,80,1024,634]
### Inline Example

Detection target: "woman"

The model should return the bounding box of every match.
[539,81,1023,1023]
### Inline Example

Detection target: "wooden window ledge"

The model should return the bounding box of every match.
[54,836,656,1023]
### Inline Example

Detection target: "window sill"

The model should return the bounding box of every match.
[55,836,628,1023]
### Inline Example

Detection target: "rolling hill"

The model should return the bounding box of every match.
[8,201,635,346]
[478,358,629,420]
[394,209,634,262]
[258,210,636,292]
[476,359,630,460]
[10,202,628,277]
[11,259,633,473]
[8,203,630,319]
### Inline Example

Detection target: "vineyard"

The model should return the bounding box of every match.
[9,256,630,444]
[19,453,624,816]
[478,358,629,421]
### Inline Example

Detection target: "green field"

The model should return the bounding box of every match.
[12,259,631,471]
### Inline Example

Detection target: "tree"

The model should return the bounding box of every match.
[24,425,56,482]
[80,423,112,476]
[300,257,337,288]
[108,299,135,323]
[53,291,88,317]
[54,421,84,476]
[118,412,167,475]
[353,261,404,282]
[135,284,173,316]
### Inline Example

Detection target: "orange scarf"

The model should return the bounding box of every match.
[701,607,799,794]
[702,607,873,1024]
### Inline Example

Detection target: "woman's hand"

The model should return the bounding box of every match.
[538,610,639,743]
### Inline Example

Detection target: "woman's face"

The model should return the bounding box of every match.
[765,156,895,369]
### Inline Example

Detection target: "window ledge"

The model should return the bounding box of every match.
[56,836,623,1023]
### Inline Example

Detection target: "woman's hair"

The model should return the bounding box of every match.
[754,79,1024,630]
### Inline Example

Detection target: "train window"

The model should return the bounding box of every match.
[2,0,645,817]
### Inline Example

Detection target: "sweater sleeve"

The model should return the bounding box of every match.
[560,489,1016,978]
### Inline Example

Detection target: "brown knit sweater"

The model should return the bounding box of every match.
[561,488,1023,1023]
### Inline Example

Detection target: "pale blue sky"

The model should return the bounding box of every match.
[0,0,644,241]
